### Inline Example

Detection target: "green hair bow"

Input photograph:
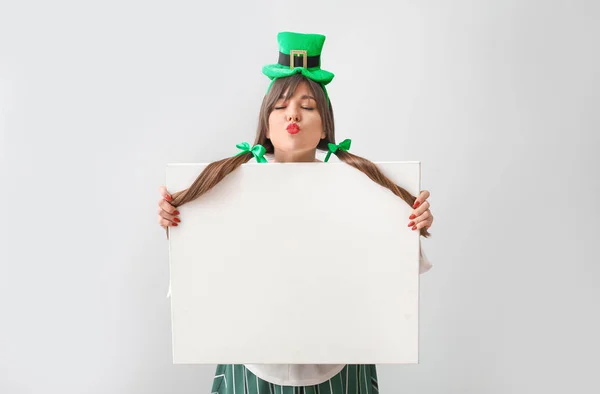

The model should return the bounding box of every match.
[235,142,268,163]
[324,139,351,162]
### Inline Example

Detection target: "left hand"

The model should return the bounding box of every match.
[408,190,434,231]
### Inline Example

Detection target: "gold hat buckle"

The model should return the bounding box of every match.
[289,50,308,69]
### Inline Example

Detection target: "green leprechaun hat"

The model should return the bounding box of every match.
[262,32,335,94]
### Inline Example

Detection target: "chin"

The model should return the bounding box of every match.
[279,139,319,153]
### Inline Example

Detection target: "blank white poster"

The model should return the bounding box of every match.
[166,161,421,364]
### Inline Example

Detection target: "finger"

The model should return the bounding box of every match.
[412,217,433,231]
[158,198,179,215]
[409,201,430,219]
[411,209,431,225]
[159,185,173,202]
[158,216,178,228]
[407,209,430,228]
[158,207,181,223]
[412,190,430,208]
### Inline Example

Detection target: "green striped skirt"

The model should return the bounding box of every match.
[211,364,378,394]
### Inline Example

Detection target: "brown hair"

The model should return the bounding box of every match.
[168,74,431,238]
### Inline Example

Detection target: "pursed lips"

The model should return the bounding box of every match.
[286,123,300,134]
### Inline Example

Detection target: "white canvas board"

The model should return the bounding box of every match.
[166,161,421,364]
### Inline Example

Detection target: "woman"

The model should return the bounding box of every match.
[157,32,434,394]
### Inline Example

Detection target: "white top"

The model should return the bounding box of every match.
[166,153,434,386]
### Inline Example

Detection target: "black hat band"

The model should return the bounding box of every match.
[278,51,320,69]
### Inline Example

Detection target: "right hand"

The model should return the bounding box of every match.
[157,185,180,230]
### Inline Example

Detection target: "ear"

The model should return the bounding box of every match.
[266,128,270,139]
[321,129,326,139]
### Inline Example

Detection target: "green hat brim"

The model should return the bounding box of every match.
[262,64,335,85]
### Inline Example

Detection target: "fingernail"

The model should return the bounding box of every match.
[408,221,415,227]
[165,195,172,202]
[172,223,178,226]
[413,201,420,208]
[412,225,417,230]
[409,214,416,219]
[174,210,180,215]
[174,218,181,223]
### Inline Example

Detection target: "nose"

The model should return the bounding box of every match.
[286,105,301,122]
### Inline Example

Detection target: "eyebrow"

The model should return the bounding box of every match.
[278,94,316,101]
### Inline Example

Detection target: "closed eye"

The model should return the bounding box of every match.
[274,106,315,110]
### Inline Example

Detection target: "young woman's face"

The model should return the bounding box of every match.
[267,81,326,157]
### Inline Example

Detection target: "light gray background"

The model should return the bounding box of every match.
[1,0,599,393]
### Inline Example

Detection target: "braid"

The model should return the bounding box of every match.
[166,152,253,239]
[335,150,431,238]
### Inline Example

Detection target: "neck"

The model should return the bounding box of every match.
[273,149,318,163]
